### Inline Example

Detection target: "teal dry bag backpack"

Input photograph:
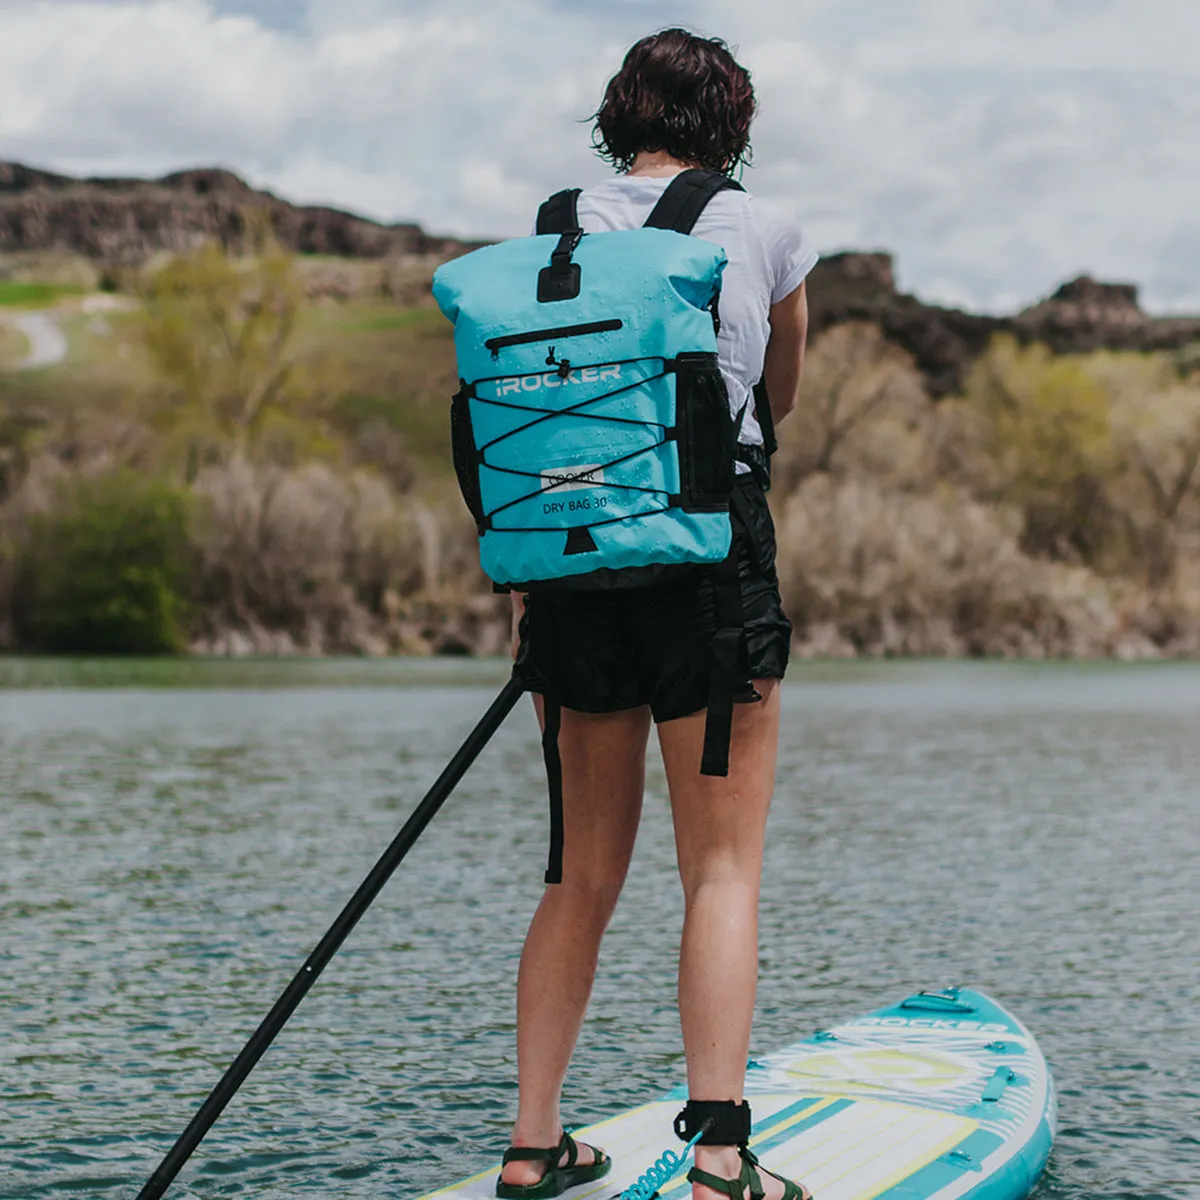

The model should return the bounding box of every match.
[433,170,752,884]
[432,170,747,590]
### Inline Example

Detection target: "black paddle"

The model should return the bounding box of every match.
[136,676,526,1200]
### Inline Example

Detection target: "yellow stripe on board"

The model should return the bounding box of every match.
[750,1096,841,1149]
[647,1097,842,1198]
[768,1101,904,1190]
[765,1101,978,1200]
[417,1096,841,1200]
[417,1161,499,1200]
[846,1118,977,1200]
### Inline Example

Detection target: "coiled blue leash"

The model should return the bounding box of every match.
[620,1126,709,1200]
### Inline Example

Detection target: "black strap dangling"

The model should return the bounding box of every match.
[541,692,564,885]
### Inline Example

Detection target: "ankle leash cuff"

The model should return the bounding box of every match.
[673,1099,752,1146]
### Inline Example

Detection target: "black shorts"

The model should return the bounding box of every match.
[514,477,792,723]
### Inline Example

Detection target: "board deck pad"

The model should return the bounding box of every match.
[419,989,1055,1200]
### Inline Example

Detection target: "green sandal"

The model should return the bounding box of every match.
[496,1130,612,1199]
[687,1146,812,1200]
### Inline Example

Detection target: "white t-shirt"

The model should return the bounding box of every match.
[573,174,818,451]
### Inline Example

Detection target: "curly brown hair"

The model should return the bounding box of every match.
[592,29,756,175]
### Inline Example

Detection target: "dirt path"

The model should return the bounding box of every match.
[5,311,68,369]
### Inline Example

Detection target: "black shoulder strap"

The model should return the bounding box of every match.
[643,169,745,235]
[536,188,582,235]
[753,380,778,457]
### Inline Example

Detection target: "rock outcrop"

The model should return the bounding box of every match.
[3,163,1197,395]
[808,252,1200,395]
[0,162,479,263]
[1012,275,1200,357]
[806,252,1004,396]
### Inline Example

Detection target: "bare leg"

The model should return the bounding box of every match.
[501,703,651,1187]
[657,681,793,1200]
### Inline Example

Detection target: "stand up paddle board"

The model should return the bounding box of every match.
[420,987,1055,1200]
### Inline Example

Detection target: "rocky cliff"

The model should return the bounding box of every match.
[3,162,1197,395]
[0,162,479,262]
[808,252,1200,395]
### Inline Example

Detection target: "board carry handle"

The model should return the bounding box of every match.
[941,1148,983,1172]
[899,989,977,1014]
[135,676,526,1200]
[982,1066,1017,1102]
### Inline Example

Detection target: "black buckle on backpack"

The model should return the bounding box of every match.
[537,229,583,303]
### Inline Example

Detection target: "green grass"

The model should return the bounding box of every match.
[295,302,447,335]
[0,321,31,367]
[0,655,512,689]
[337,308,446,334]
[334,390,455,472]
[304,301,459,475]
[0,281,86,309]
[0,289,461,479]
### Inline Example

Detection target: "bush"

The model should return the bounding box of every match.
[188,458,500,656]
[961,336,1118,565]
[773,323,923,487]
[15,472,191,654]
[773,474,1138,658]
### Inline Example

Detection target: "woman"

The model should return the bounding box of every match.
[498,28,816,1200]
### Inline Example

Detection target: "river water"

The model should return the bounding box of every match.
[1,660,1197,1200]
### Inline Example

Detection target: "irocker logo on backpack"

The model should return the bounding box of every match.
[495,365,623,396]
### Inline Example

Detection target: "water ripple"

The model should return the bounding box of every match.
[1,664,1198,1198]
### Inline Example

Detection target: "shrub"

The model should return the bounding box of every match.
[773,474,1136,658]
[962,336,1118,565]
[141,236,335,471]
[188,459,499,655]
[774,323,922,488]
[15,472,191,654]
[1101,354,1200,586]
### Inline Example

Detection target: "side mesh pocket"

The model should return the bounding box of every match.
[676,352,735,510]
[450,387,485,530]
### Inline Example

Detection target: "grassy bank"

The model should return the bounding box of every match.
[0,281,86,308]
[1,243,1198,659]
[0,321,30,368]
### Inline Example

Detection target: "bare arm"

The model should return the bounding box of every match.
[762,281,809,425]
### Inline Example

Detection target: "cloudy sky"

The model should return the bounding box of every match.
[1,0,1197,313]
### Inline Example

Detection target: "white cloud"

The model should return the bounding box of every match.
[0,0,1197,313]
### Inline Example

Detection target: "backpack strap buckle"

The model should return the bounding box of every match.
[538,229,584,303]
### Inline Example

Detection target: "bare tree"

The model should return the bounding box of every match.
[775,323,909,488]
[140,219,330,473]
[1112,372,1200,586]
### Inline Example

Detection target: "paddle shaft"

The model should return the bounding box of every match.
[136,676,526,1200]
